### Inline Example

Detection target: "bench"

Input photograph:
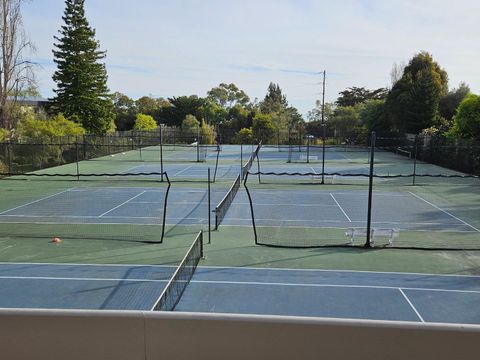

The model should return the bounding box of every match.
[345,227,399,247]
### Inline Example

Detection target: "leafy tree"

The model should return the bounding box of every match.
[228,104,250,130]
[207,83,250,109]
[329,106,361,143]
[260,82,288,114]
[385,51,448,133]
[235,128,253,144]
[51,0,114,134]
[181,114,199,140]
[158,95,205,126]
[439,82,470,121]
[133,113,157,131]
[359,99,388,131]
[113,92,136,131]
[201,99,228,126]
[0,127,9,141]
[449,94,480,139]
[252,113,275,144]
[200,119,216,144]
[16,112,85,140]
[336,87,388,107]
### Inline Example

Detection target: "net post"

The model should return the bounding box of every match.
[365,131,376,248]
[243,172,259,245]
[160,172,171,243]
[208,167,211,244]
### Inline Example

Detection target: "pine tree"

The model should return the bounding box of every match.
[51,0,114,134]
[260,83,288,114]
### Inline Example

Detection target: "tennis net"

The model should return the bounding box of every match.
[214,174,241,229]
[152,230,204,311]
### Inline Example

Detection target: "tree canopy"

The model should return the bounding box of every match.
[51,0,114,134]
[385,51,448,133]
[207,83,250,109]
[450,94,480,139]
[336,87,388,107]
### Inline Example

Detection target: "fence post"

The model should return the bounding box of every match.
[7,142,12,174]
[365,131,376,248]
[413,135,418,186]
[208,168,211,244]
[75,142,80,181]
[160,125,164,182]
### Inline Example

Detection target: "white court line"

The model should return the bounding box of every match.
[173,165,194,176]
[0,188,73,215]
[99,191,146,217]
[399,288,425,322]
[0,275,169,283]
[330,193,352,222]
[241,202,338,207]
[3,276,480,297]
[189,280,480,295]
[4,262,480,279]
[0,246,13,253]
[408,191,480,233]
[197,265,480,279]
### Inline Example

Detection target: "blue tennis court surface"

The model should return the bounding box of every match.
[0,187,224,226]
[0,185,476,233]
[1,263,480,325]
[222,189,478,232]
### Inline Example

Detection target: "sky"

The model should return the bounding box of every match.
[22,0,480,117]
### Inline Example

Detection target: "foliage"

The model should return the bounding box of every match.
[385,51,448,133]
[201,100,228,126]
[252,113,275,144]
[0,128,9,141]
[329,106,361,142]
[133,113,157,131]
[112,92,136,131]
[207,83,250,109]
[260,83,288,113]
[51,0,114,134]
[449,94,480,139]
[439,82,470,121]
[336,87,388,107]
[200,119,216,144]
[181,114,199,140]
[16,112,86,140]
[359,99,388,131]
[158,95,205,127]
[235,128,253,144]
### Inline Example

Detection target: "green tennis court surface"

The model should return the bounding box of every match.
[0,144,479,324]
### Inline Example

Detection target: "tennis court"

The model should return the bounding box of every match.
[224,188,477,232]
[2,262,480,325]
[0,185,222,226]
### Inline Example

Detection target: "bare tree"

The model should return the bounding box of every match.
[0,0,35,130]
[390,61,405,88]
